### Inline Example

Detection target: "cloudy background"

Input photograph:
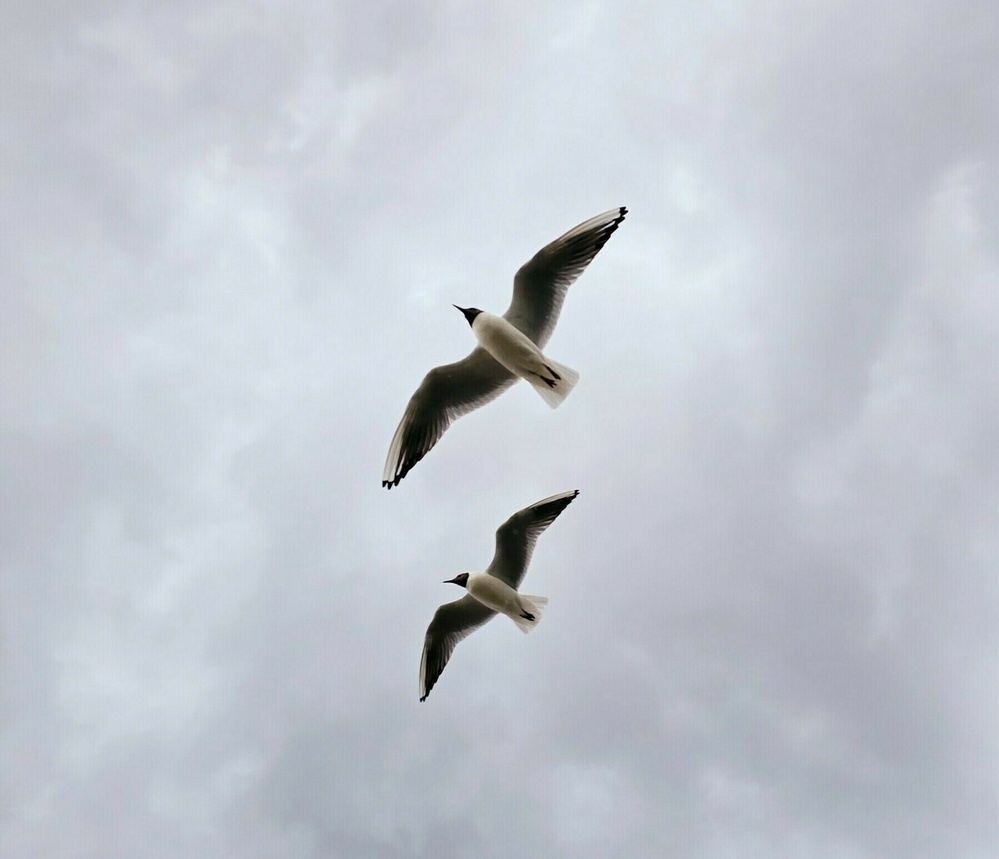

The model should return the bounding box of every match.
[3,1,999,856]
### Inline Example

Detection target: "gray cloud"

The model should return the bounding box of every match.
[3,1,998,857]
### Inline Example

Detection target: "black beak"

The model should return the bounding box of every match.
[452,304,467,313]
[444,575,461,584]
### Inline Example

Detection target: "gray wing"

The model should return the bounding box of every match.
[383,347,516,488]
[503,207,627,348]
[487,489,580,588]
[419,594,497,701]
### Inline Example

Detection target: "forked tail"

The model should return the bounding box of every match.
[512,595,549,633]
[527,358,579,409]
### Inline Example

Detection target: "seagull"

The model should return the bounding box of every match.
[382,207,627,488]
[419,489,579,701]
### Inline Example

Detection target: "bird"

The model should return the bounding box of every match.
[419,489,579,701]
[382,207,627,488]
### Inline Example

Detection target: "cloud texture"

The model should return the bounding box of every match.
[3,2,998,856]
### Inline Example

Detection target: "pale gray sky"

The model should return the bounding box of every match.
[3,2,999,857]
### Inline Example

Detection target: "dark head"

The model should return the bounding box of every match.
[444,572,470,588]
[453,305,483,327]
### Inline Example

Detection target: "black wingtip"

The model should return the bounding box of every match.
[588,209,627,255]
[383,468,410,488]
[530,488,580,516]
[557,489,580,512]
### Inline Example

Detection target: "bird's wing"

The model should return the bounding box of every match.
[382,347,516,488]
[503,207,627,348]
[487,489,579,589]
[419,594,497,701]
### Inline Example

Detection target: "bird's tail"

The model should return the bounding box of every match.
[512,595,548,634]
[527,358,579,409]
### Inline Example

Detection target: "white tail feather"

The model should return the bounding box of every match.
[512,595,548,633]
[527,358,579,409]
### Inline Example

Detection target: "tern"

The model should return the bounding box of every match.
[419,489,579,701]
[382,207,627,488]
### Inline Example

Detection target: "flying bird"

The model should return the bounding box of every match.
[382,207,627,488]
[419,489,579,701]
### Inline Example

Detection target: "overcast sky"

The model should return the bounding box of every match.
[3,1,999,857]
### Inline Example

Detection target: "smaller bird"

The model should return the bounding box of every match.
[419,489,579,701]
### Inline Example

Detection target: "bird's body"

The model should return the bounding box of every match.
[418,489,579,701]
[469,311,547,377]
[382,207,627,488]
[465,571,548,631]
[461,308,579,408]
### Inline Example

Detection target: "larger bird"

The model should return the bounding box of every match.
[419,489,579,701]
[382,207,627,488]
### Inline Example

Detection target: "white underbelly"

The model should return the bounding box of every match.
[467,574,521,616]
[473,314,545,378]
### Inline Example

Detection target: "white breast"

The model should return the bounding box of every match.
[467,573,521,616]
[471,313,545,379]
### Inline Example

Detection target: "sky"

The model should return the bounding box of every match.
[3,1,999,856]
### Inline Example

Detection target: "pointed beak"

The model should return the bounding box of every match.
[444,575,461,584]
[452,304,466,313]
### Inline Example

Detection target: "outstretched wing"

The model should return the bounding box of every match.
[383,347,516,488]
[487,489,580,588]
[504,207,627,347]
[419,594,497,701]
